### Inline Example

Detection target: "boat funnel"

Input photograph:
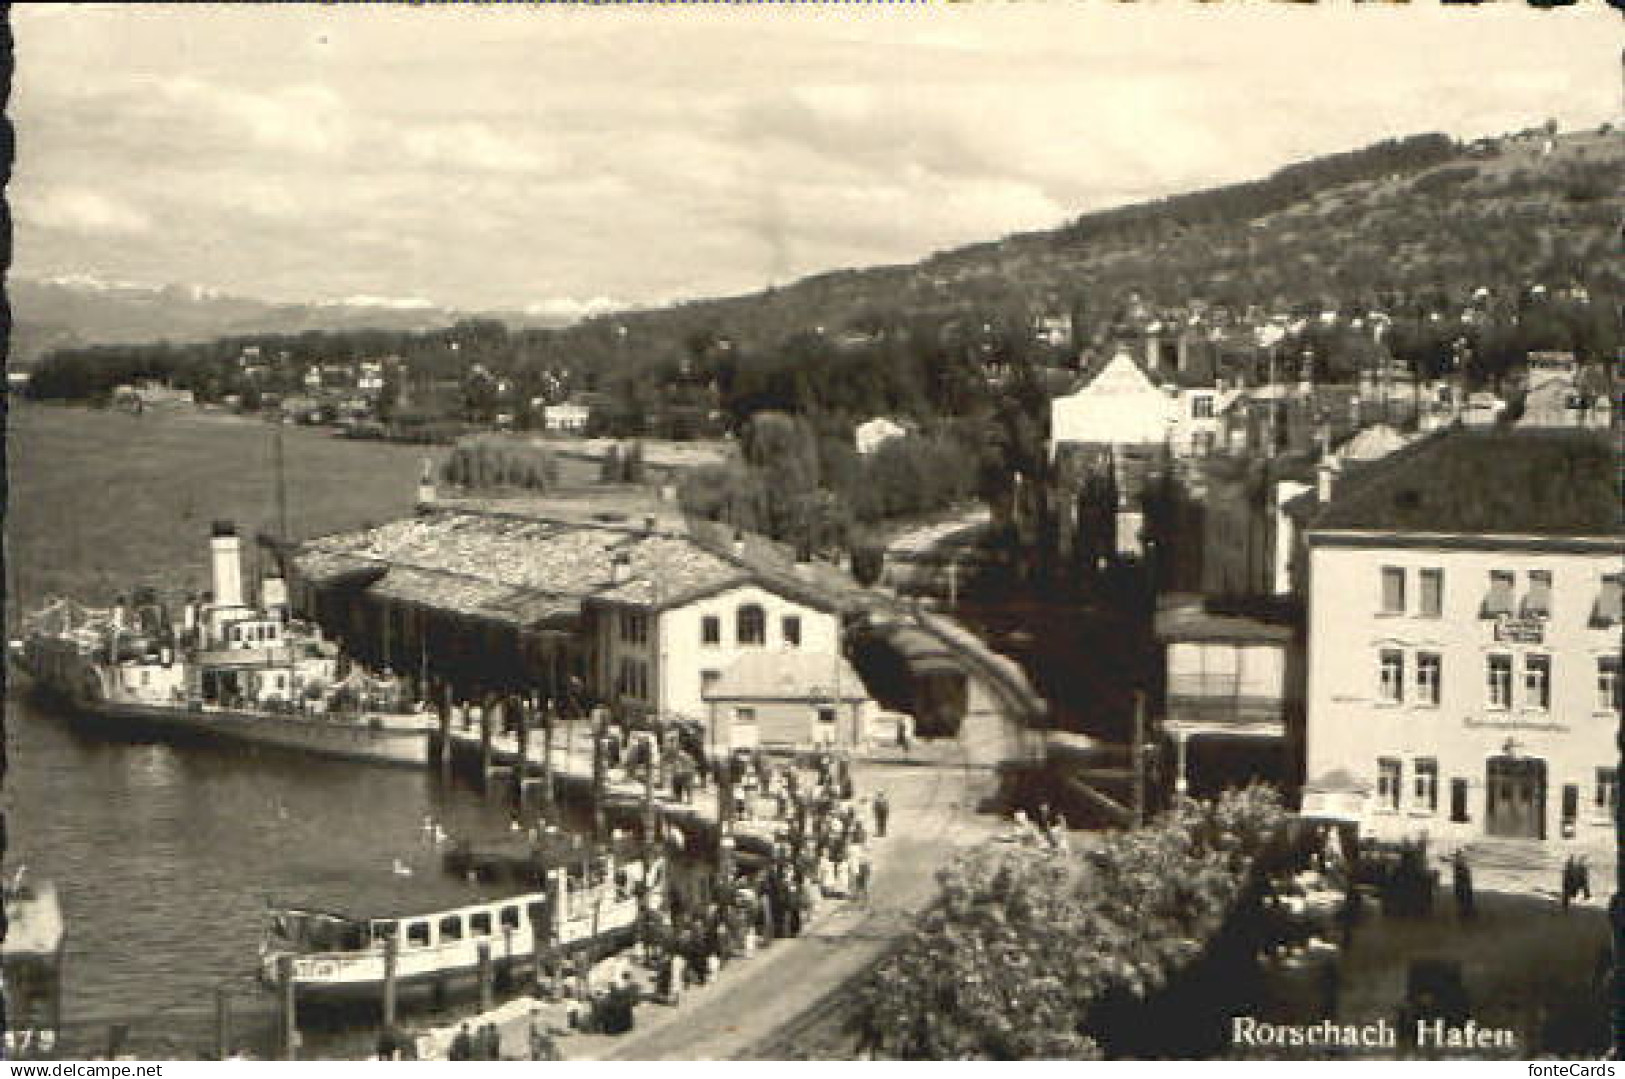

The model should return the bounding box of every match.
[210,521,245,609]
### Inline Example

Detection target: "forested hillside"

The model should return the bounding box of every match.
[26,125,1621,436]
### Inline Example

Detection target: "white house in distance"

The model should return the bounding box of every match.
[1303,428,1619,868]
[1049,350,1180,452]
[542,401,592,434]
[1050,350,1182,557]
[854,416,909,456]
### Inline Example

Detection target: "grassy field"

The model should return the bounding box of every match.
[4,403,437,621]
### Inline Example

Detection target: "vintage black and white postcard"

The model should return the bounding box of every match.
[2,1,1619,1063]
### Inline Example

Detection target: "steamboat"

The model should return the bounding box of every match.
[9,522,435,767]
[260,843,663,1001]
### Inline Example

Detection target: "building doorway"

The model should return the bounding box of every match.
[1485,757,1547,839]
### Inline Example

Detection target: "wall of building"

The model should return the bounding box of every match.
[592,583,839,724]
[1306,539,1620,848]
[705,695,867,753]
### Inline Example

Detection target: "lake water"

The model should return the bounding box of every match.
[3,691,532,1057]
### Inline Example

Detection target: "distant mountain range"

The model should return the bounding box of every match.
[4,276,579,367]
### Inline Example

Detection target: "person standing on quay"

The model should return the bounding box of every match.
[1451,849,1475,919]
[873,791,890,839]
[448,1023,474,1061]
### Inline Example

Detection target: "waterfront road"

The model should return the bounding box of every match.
[577,752,1003,1060]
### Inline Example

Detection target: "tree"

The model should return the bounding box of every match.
[853,787,1286,1060]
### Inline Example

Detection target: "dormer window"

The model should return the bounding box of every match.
[1480,571,1515,619]
[1521,571,1552,619]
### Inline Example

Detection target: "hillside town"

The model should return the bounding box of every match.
[4,4,1619,1065]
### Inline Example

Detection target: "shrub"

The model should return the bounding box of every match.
[854,786,1286,1059]
[441,435,559,492]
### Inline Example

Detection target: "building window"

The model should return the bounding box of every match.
[701,669,721,695]
[1378,649,1404,703]
[737,605,766,646]
[817,706,837,725]
[1486,654,1513,710]
[1416,652,1442,706]
[1192,395,1214,420]
[1380,567,1406,614]
[782,615,802,648]
[1522,570,1553,619]
[1598,656,1619,713]
[1449,778,1470,823]
[1419,568,1444,618]
[1596,768,1619,816]
[701,615,721,647]
[1413,758,1439,812]
[618,658,649,700]
[734,707,756,724]
[1377,758,1402,810]
[1523,654,1551,711]
[1481,570,1515,619]
[620,611,648,646]
[1590,574,1622,627]
[1561,784,1579,832]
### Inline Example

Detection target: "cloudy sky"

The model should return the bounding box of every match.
[11,3,1619,316]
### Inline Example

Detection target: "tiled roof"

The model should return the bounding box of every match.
[1311,428,1621,538]
[705,651,869,702]
[296,507,841,626]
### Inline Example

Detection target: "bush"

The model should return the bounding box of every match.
[854,786,1286,1059]
[441,434,559,492]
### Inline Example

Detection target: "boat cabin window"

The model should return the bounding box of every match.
[371,921,398,944]
[406,921,430,948]
[438,915,464,942]
[500,906,522,931]
[469,911,493,937]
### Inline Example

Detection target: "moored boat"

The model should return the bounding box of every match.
[259,848,663,1001]
[10,522,436,767]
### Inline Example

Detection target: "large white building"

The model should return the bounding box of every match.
[1303,429,1620,861]
[291,500,864,753]
[585,566,846,734]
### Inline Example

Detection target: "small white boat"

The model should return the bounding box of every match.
[259,849,663,1002]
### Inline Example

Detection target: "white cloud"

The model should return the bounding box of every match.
[17,188,152,235]
[398,123,559,175]
[523,295,624,321]
[8,3,1620,311]
[153,75,352,156]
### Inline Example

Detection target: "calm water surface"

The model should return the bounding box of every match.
[4,691,529,1057]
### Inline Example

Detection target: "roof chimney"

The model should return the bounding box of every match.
[1317,460,1338,505]
[611,552,631,584]
[417,457,437,506]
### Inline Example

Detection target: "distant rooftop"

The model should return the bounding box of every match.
[1311,428,1620,538]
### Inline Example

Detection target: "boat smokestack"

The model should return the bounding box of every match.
[417,457,437,507]
[210,521,245,609]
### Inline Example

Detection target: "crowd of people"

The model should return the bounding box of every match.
[629,749,889,1010]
